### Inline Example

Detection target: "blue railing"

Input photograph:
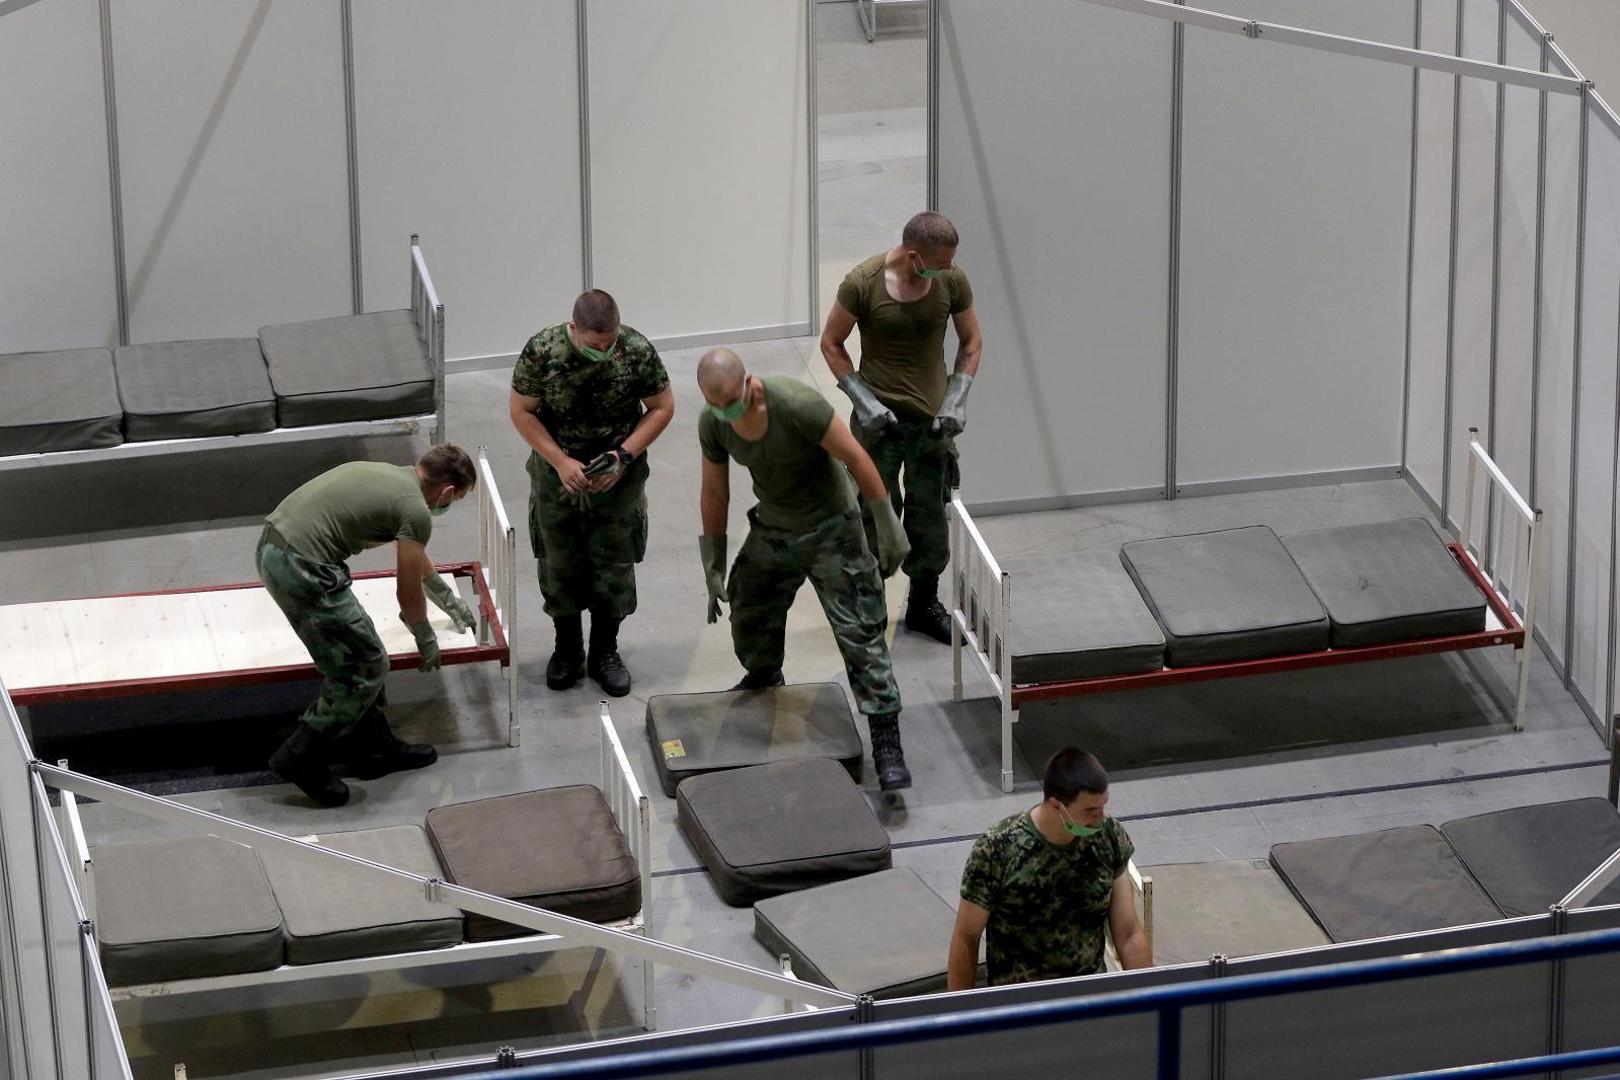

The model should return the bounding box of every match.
[457,925,1620,1080]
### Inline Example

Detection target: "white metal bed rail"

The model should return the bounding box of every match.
[1459,431,1544,731]
[477,448,520,747]
[411,234,447,445]
[599,701,656,1030]
[948,495,1015,792]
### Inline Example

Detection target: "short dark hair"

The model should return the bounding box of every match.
[902,211,959,252]
[419,444,477,492]
[572,289,621,333]
[1043,747,1108,803]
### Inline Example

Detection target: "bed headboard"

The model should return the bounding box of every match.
[409,235,447,444]
[599,703,652,936]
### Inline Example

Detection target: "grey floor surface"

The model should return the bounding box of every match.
[2,5,1610,1077]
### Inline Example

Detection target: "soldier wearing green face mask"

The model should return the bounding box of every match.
[821,211,983,646]
[695,347,915,791]
[949,748,1151,989]
[257,444,479,807]
[509,289,675,698]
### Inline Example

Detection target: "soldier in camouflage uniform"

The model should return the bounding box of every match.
[509,290,674,698]
[257,445,480,807]
[694,348,916,790]
[948,748,1151,988]
[820,211,983,645]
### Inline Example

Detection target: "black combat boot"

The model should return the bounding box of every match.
[732,668,785,691]
[338,707,438,779]
[587,614,632,697]
[867,712,912,791]
[903,574,952,644]
[269,723,351,807]
[546,613,586,690]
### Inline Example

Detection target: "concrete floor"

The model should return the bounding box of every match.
[2,4,1612,1076]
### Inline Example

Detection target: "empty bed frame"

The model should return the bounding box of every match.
[58,705,657,1025]
[0,450,521,746]
[951,438,1544,791]
[0,237,446,470]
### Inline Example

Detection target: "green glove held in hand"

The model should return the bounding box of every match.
[932,372,974,437]
[424,573,477,634]
[867,495,910,578]
[699,534,728,624]
[837,372,898,432]
[405,617,441,672]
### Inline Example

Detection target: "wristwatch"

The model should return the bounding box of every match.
[613,446,634,466]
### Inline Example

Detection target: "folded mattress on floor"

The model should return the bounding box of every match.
[753,867,972,998]
[1441,798,1620,917]
[1269,825,1503,942]
[260,309,435,427]
[113,337,277,441]
[0,347,123,454]
[259,824,463,964]
[1142,859,1330,966]
[1282,517,1487,648]
[427,786,641,941]
[1003,551,1166,684]
[645,683,864,797]
[93,835,284,985]
[677,758,891,907]
[1120,526,1330,667]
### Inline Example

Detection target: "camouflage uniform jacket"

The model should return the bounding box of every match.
[511,323,670,459]
[959,812,1134,986]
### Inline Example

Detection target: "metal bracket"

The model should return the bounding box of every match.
[495,1046,518,1069]
[424,878,446,904]
[1543,31,1555,42]
[1243,20,1262,38]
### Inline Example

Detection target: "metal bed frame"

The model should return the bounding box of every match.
[4,448,519,747]
[855,0,925,42]
[0,236,446,472]
[951,438,1545,792]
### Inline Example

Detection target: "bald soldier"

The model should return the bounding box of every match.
[695,349,915,790]
[821,211,982,644]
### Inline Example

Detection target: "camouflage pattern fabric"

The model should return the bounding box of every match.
[853,413,958,579]
[527,452,650,619]
[510,323,670,460]
[727,508,900,716]
[958,812,1135,986]
[256,528,388,737]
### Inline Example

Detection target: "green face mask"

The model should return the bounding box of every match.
[1059,804,1105,839]
[911,253,945,280]
[707,379,750,422]
[573,331,617,363]
[430,492,455,518]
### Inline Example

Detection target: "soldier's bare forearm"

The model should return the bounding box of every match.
[822,342,856,381]
[623,394,675,457]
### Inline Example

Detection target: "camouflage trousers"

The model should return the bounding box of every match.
[728,508,901,716]
[256,527,387,737]
[527,451,650,619]
[853,413,959,580]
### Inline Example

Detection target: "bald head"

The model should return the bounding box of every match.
[697,348,747,401]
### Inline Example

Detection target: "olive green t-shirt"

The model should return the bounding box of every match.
[836,253,974,419]
[266,461,432,565]
[698,376,854,534]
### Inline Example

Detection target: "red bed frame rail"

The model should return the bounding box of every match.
[9,561,508,707]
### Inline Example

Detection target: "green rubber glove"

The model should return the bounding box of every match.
[867,495,910,578]
[699,534,727,624]
[405,617,441,672]
[423,573,476,634]
[932,372,974,437]
[837,372,897,432]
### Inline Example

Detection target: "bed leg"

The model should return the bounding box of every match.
[1512,644,1532,732]
[951,617,964,704]
[642,928,656,1031]
[507,663,520,748]
[1000,698,1015,794]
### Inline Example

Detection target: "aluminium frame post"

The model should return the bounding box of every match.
[1529,31,1549,508]
[1485,0,1506,572]
[1401,0,1422,474]
[576,0,593,290]
[1563,84,1591,691]
[999,569,1014,793]
[1462,428,1480,552]
[1442,0,1464,527]
[340,0,362,315]
[1165,0,1185,501]
[98,0,128,347]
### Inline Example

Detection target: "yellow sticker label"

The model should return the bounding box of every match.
[662,739,686,760]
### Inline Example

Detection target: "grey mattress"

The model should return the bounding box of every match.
[1441,798,1620,917]
[1004,551,1166,684]
[677,758,891,907]
[260,309,435,427]
[1120,526,1330,667]
[0,347,123,455]
[113,338,276,441]
[259,825,463,965]
[753,867,969,998]
[646,683,863,797]
[1269,825,1502,943]
[427,785,641,941]
[93,836,284,986]
[1142,859,1329,966]
[1282,517,1487,648]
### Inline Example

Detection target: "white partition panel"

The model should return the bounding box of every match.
[0,0,119,352]
[937,0,1171,507]
[1176,0,1413,487]
[1572,109,1620,717]
[585,0,809,344]
[1406,0,1458,505]
[111,0,351,343]
[352,2,581,363]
